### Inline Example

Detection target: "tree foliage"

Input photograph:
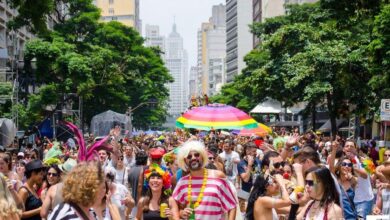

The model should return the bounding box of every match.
[7,0,173,129]
[215,1,390,135]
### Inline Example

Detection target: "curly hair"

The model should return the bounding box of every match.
[62,162,104,207]
[177,141,208,172]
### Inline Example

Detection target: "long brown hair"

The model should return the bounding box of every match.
[142,175,169,212]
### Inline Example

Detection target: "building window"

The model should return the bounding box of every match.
[108,8,114,14]
[109,0,114,4]
[111,16,118,20]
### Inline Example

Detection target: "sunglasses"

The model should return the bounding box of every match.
[265,175,275,186]
[208,157,215,161]
[47,172,59,177]
[341,162,353,167]
[187,152,200,160]
[273,161,286,169]
[384,154,390,157]
[305,180,315,186]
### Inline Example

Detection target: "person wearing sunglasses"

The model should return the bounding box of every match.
[40,158,77,219]
[219,139,240,185]
[383,149,390,163]
[18,160,45,220]
[341,140,372,219]
[246,174,292,220]
[108,153,129,187]
[262,151,285,175]
[372,161,390,216]
[41,165,62,202]
[237,143,259,213]
[332,156,358,220]
[296,167,342,220]
[173,141,237,220]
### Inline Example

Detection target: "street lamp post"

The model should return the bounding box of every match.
[126,100,158,136]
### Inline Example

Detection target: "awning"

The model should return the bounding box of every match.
[318,119,346,132]
[250,98,306,114]
[268,121,300,127]
[250,99,292,114]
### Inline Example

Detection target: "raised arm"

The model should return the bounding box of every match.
[328,141,338,174]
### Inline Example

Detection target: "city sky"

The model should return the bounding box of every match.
[140,0,225,67]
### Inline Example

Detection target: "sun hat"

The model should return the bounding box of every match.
[58,158,77,173]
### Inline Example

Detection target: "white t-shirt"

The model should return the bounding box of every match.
[354,159,374,202]
[124,155,135,170]
[110,183,130,220]
[219,151,240,182]
[114,167,129,186]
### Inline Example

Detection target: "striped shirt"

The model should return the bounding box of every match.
[172,174,237,220]
[48,203,98,220]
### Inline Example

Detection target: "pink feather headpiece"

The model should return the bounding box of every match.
[63,121,112,161]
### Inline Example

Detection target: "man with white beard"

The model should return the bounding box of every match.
[172,141,237,220]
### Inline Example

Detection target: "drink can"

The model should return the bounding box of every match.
[160,203,168,218]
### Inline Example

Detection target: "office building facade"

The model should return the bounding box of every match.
[144,24,165,58]
[197,4,226,96]
[94,0,141,32]
[226,0,252,82]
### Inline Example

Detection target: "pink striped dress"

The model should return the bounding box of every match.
[172,174,237,220]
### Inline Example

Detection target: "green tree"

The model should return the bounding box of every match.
[216,1,388,135]
[11,0,172,129]
[369,4,390,101]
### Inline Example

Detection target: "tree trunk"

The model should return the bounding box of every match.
[327,93,337,138]
[311,102,317,131]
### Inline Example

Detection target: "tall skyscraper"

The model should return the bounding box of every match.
[144,24,165,57]
[165,23,188,118]
[226,0,252,82]
[197,4,226,96]
[253,0,261,47]
[94,0,142,32]
[189,66,198,100]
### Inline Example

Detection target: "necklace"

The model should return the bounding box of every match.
[308,201,322,220]
[188,169,208,209]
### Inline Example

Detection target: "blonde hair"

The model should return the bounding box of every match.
[177,141,208,172]
[62,162,104,207]
[0,173,21,218]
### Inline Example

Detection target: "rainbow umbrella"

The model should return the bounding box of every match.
[176,103,258,130]
[259,123,272,133]
[238,123,272,137]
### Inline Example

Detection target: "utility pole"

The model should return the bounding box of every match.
[126,100,158,136]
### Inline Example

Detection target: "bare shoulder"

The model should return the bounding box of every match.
[209,169,226,179]
[137,197,145,207]
[323,203,343,220]
[47,184,57,196]
[18,186,28,194]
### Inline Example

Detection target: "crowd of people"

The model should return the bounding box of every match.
[0,126,389,220]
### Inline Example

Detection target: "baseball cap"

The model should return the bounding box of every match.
[149,147,165,159]
[17,152,25,158]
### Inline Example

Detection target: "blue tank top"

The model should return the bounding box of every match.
[340,185,357,220]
